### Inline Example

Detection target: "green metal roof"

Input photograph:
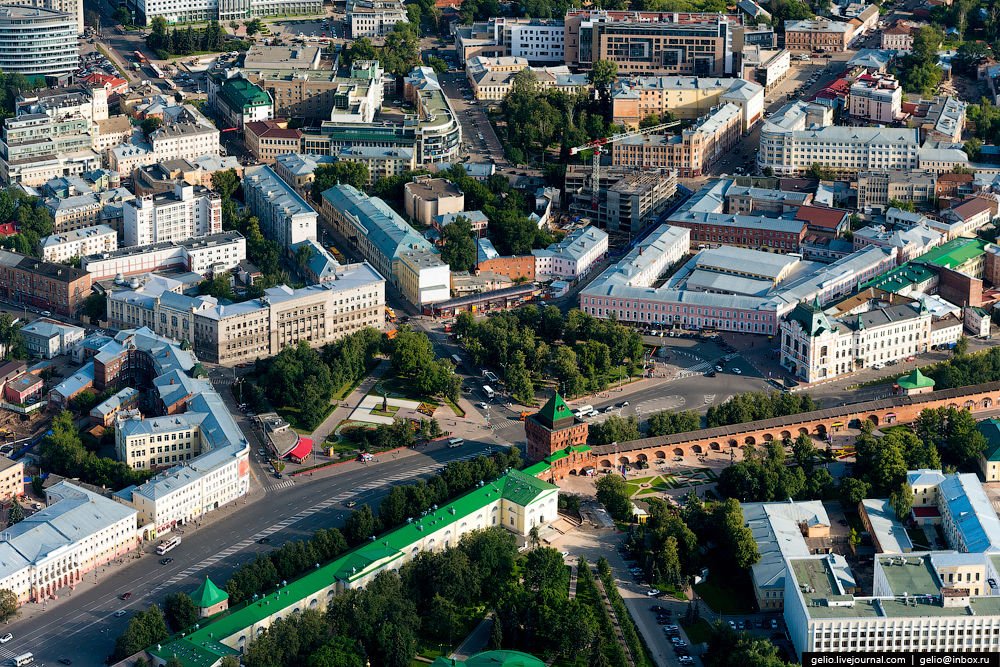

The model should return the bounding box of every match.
[860,262,939,293]
[784,297,836,337]
[522,462,551,476]
[190,577,228,608]
[544,445,592,463]
[217,78,272,113]
[430,651,546,667]
[533,392,575,429]
[896,368,935,390]
[914,237,989,269]
[979,418,1000,462]
[149,469,557,666]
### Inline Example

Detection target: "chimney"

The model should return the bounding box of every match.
[170,379,174,385]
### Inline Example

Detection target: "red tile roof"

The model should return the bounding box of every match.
[795,206,849,229]
[245,120,302,139]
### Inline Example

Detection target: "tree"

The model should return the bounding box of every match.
[888,198,915,213]
[792,433,816,473]
[7,502,23,526]
[165,656,184,667]
[344,504,376,546]
[595,474,632,522]
[953,334,969,356]
[244,18,265,38]
[0,589,18,623]
[141,117,162,138]
[528,525,540,548]
[713,498,759,570]
[164,592,199,633]
[806,162,836,180]
[211,169,240,200]
[342,37,377,67]
[112,7,130,26]
[84,292,107,321]
[763,166,774,177]
[310,162,370,200]
[439,216,477,272]
[889,483,914,521]
[296,243,315,270]
[487,616,503,650]
[589,59,618,110]
[839,476,870,508]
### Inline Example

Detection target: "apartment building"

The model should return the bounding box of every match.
[123,184,222,247]
[240,60,384,122]
[0,457,23,502]
[20,319,85,358]
[244,119,303,163]
[38,225,117,263]
[611,75,763,126]
[533,226,608,280]
[0,249,92,317]
[758,100,919,176]
[404,177,464,226]
[215,77,273,131]
[564,10,741,75]
[849,73,903,124]
[321,184,434,292]
[0,481,136,606]
[82,231,246,280]
[489,17,566,64]
[856,170,936,211]
[149,106,220,163]
[852,224,943,264]
[242,165,317,248]
[347,0,406,36]
[784,19,854,52]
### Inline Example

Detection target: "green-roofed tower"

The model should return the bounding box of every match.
[191,576,230,618]
[525,392,588,465]
[896,368,935,395]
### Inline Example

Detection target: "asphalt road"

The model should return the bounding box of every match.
[4,441,499,667]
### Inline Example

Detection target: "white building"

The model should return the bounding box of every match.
[150,106,221,163]
[123,184,222,247]
[402,67,462,164]
[82,231,246,280]
[38,224,117,263]
[0,481,137,605]
[852,224,944,263]
[533,226,608,280]
[242,165,317,248]
[347,0,407,37]
[491,17,566,64]
[396,248,450,306]
[758,100,920,176]
[0,6,78,78]
[20,319,85,358]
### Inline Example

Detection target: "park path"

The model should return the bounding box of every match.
[308,359,391,447]
[595,571,637,667]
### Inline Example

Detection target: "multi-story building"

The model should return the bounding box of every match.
[82,231,246,280]
[783,18,854,52]
[0,111,101,187]
[347,0,406,37]
[321,184,435,293]
[0,481,136,606]
[918,96,967,144]
[533,226,608,280]
[404,177,465,226]
[725,184,813,213]
[149,105,220,163]
[0,457,23,502]
[8,0,85,34]
[597,171,678,233]
[243,119,303,163]
[936,172,975,200]
[38,225,117,263]
[740,46,790,93]
[242,44,322,70]
[133,0,321,25]
[242,165,316,248]
[758,100,919,176]
[0,6,78,77]
[881,19,921,51]
[467,64,589,102]
[402,67,462,164]
[853,224,943,263]
[239,60,384,122]
[132,155,243,196]
[20,319,84,358]
[215,77,273,131]
[335,146,416,185]
[849,73,903,124]
[564,10,741,75]
[89,387,140,426]
[489,17,565,64]
[943,197,994,236]
[396,248,450,306]
[855,170,936,211]
[919,141,977,174]
[123,184,222,247]
[611,76,763,127]
[0,249,92,317]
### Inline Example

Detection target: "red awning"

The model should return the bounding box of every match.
[287,437,312,462]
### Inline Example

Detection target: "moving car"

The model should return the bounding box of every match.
[346,501,357,508]
[115,610,127,617]
[0,633,11,643]
[160,558,173,564]
[120,592,132,600]
[732,368,742,374]
[258,536,272,544]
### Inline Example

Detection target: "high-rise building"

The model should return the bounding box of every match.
[123,183,222,247]
[0,6,78,76]
[132,0,321,26]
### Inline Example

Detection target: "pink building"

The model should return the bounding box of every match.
[849,73,903,124]
[3,372,42,404]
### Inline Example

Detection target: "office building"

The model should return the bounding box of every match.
[564,10,741,75]
[38,224,117,263]
[404,176,465,226]
[0,249,92,317]
[0,110,100,187]
[214,77,273,131]
[123,183,222,247]
[41,187,134,236]
[758,100,919,176]
[853,224,943,263]
[132,155,243,196]
[855,170,936,211]
[402,66,462,163]
[336,146,416,185]
[347,0,406,37]
[611,75,763,127]
[849,73,903,124]
[533,226,608,280]
[0,481,136,606]
[740,46,790,93]
[149,105,220,163]
[396,248,450,306]
[0,6,77,77]
[242,165,316,248]
[239,59,384,122]
[82,231,246,281]
[132,0,321,25]
[243,119,303,163]
[243,44,322,70]
[783,18,855,52]
[489,17,565,64]
[918,96,967,144]
[20,319,85,358]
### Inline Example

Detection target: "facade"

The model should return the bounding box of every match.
[240,61,384,123]
[132,155,242,196]
[0,6,78,77]
[740,46,790,93]
[396,248,451,306]
[849,73,903,124]
[0,457,22,502]
[881,20,917,51]
[38,224,117,263]
[82,231,246,280]
[149,106,221,164]
[403,177,465,226]
[244,119,303,163]
[347,0,407,37]
[3,372,42,403]
[855,170,936,211]
[336,146,416,185]
[758,100,919,176]
[919,96,967,144]
[784,18,854,51]
[852,224,943,263]
[533,227,608,280]
[215,77,273,131]
[489,17,565,64]
[20,319,85,358]
[272,153,337,189]
[0,249,92,316]
[42,189,135,236]
[525,392,589,463]
[321,184,435,292]
[611,75,763,127]
[123,184,222,247]
[135,0,321,25]
[242,165,317,248]
[90,387,140,427]
[433,211,488,239]
[402,67,462,164]
[944,198,993,236]
[0,102,102,186]
[0,481,135,606]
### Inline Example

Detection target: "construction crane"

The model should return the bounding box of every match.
[569,120,682,210]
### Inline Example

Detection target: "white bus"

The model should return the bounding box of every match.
[573,405,594,418]
[12,654,33,666]
[451,354,462,368]
[447,438,464,448]
[483,386,495,399]
[156,535,181,555]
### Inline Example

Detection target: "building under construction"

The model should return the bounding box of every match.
[565,166,678,235]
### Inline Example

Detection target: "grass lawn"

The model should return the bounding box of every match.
[275,403,335,434]
[324,437,358,457]
[443,396,465,417]
[652,582,688,600]
[693,551,756,615]
[684,619,715,645]
[907,528,931,550]
[843,510,865,536]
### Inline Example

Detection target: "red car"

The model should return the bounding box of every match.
[905,356,915,361]
[120,592,132,600]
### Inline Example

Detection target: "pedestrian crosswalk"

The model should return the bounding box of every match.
[266,479,295,491]
[674,361,712,379]
[489,419,520,430]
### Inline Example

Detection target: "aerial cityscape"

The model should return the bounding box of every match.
[0,0,997,665]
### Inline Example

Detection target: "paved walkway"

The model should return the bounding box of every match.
[595,571,637,667]
[308,359,392,447]
[450,612,494,661]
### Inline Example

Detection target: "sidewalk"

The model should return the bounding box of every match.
[309,359,392,448]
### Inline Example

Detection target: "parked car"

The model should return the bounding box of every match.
[771,619,779,629]
[160,558,173,565]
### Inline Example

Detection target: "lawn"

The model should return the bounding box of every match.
[652,582,688,600]
[843,510,865,536]
[684,619,715,644]
[907,528,931,550]
[692,551,756,615]
[275,403,335,434]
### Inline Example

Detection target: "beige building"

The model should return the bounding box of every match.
[855,170,936,211]
[396,248,451,306]
[0,457,23,501]
[403,176,465,226]
[38,224,117,263]
[244,119,303,163]
[611,75,763,127]
[337,146,416,185]
[849,73,903,124]
[784,19,854,52]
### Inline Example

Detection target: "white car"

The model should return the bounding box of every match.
[0,633,12,643]
[479,402,489,410]
[732,368,742,374]
[645,589,659,596]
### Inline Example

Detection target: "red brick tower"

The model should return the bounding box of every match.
[525,392,589,463]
